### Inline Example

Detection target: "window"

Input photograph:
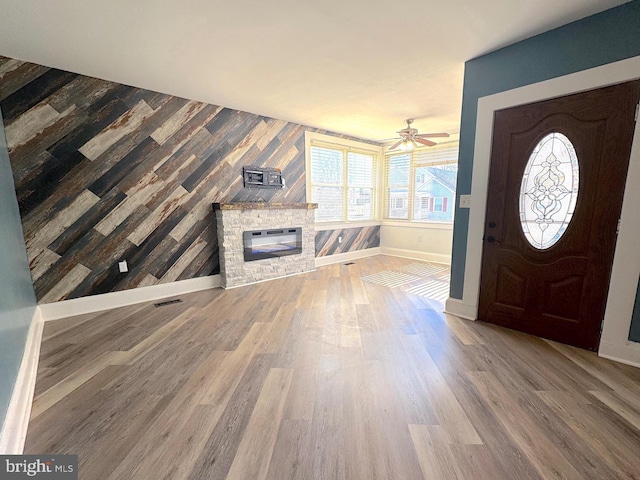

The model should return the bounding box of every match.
[433,197,446,212]
[386,153,410,219]
[308,135,378,223]
[391,197,406,210]
[384,143,458,223]
[519,132,579,249]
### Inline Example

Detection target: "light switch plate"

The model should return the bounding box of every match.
[459,194,471,208]
[118,261,128,273]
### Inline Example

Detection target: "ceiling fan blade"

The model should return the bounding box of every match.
[415,137,437,147]
[388,139,403,150]
[416,133,450,138]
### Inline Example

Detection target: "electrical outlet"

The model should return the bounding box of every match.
[118,260,128,273]
[338,236,342,244]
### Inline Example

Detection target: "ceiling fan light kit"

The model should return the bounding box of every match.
[399,139,416,151]
[387,119,450,151]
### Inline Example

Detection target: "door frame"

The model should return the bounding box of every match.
[447,55,640,366]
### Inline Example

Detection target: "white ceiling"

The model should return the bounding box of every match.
[0,0,631,142]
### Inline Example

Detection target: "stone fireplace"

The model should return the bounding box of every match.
[213,202,317,288]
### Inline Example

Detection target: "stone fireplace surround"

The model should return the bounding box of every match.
[213,202,318,288]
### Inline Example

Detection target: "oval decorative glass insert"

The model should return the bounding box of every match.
[519,132,579,249]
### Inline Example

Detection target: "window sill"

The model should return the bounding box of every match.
[380,220,453,230]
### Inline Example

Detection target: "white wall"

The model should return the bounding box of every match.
[380,223,452,264]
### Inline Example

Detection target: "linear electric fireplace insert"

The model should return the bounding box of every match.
[243,227,302,262]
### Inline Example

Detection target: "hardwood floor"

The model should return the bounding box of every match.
[25,255,640,479]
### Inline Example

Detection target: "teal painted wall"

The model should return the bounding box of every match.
[451,1,640,301]
[0,109,36,430]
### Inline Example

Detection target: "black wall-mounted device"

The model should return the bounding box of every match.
[243,166,285,189]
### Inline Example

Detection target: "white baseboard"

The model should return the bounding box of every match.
[39,275,221,321]
[0,308,44,454]
[315,247,381,267]
[379,247,451,265]
[444,297,477,321]
[598,340,640,369]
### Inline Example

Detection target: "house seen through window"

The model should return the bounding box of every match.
[384,143,458,223]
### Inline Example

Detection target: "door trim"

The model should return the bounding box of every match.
[446,55,640,365]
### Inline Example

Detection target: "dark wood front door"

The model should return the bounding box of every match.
[478,81,640,350]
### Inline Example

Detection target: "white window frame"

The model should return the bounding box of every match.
[305,132,383,228]
[383,142,458,226]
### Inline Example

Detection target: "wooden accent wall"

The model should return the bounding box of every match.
[315,226,380,257]
[0,56,376,303]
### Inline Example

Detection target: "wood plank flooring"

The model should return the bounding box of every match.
[25,255,640,479]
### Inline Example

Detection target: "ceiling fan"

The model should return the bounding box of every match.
[386,119,449,151]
